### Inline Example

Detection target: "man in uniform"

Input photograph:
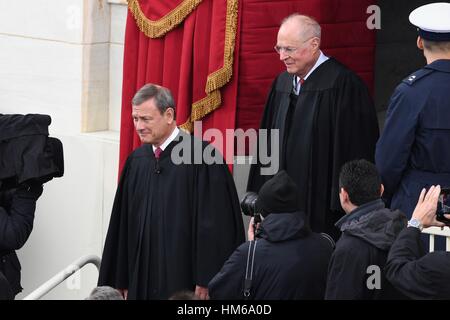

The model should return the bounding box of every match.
[376,3,450,220]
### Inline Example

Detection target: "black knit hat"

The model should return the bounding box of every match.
[256,170,300,216]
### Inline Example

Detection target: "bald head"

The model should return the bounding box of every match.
[281,14,321,43]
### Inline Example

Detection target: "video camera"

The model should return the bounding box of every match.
[437,188,450,226]
[0,114,64,201]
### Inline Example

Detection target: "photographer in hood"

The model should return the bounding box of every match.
[208,170,334,300]
[0,114,63,299]
[385,185,450,299]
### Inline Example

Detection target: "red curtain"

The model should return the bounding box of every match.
[119,0,376,172]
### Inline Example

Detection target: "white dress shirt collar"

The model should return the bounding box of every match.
[293,51,329,94]
[152,126,180,152]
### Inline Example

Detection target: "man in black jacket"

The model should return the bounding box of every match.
[0,182,43,299]
[325,160,407,300]
[208,170,334,300]
[385,185,450,299]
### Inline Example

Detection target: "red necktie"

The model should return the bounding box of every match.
[294,77,305,94]
[154,147,162,159]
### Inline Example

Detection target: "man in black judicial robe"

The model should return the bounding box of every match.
[98,84,245,300]
[247,14,379,239]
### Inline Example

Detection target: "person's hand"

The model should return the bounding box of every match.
[117,288,128,300]
[247,217,261,241]
[247,217,255,240]
[195,285,209,300]
[412,185,446,228]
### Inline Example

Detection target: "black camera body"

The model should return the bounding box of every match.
[240,192,263,225]
[437,188,450,226]
[240,192,258,217]
[0,114,64,195]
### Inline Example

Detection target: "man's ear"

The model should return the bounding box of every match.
[311,37,320,51]
[417,36,424,50]
[340,187,349,203]
[380,184,385,197]
[166,107,175,123]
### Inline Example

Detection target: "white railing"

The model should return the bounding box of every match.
[23,254,101,300]
[422,227,450,252]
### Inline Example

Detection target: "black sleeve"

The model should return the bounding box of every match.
[247,77,279,193]
[330,73,379,210]
[208,242,248,300]
[0,184,42,251]
[0,270,13,300]
[195,159,245,287]
[98,160,131,289]
[385,227,450,299]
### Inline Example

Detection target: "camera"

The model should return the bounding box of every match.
[240,192,259,217]
[0,114,64,189]
[437,188,450,226]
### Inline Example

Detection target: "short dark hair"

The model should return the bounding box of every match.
[339,159,381,206]
[132,84,176,119]
[422,39,450,53]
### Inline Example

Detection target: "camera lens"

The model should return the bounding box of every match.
[240,192,258,216]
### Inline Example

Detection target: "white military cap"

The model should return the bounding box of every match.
[409,2,450,41]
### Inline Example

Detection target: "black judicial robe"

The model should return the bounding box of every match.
[248,58,379,239]
[98,132,245,299]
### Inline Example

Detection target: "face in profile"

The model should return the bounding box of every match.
[276,20,319,77]
[132,98,174,146]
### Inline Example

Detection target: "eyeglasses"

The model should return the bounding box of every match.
[274,46,299,55]
[274,37,317,55]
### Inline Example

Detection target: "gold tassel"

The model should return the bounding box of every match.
[128,0,203,38]
[185,0,239,131]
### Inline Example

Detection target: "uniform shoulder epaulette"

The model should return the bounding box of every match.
[402,68,434,86]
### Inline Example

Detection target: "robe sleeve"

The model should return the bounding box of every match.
[194,159,245,287]
[247,77,279,193]
[97,158,132,289]
[331,72,379,210]
[375,85,419,200]
[208,242,248,300]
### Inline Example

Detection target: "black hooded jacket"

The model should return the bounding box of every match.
[208,212,334,300]
[325,199,408,299]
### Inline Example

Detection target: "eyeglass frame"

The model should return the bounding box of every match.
[273,37,318,55]
[273,45,299,55]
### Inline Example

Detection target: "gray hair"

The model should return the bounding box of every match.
[132,84,176,119]
[281,13,321,41]
[85,286,124,300]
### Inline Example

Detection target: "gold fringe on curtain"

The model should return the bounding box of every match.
[183,0,238,131]
[128,0,203,38]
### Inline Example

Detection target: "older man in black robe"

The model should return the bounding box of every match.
[247,14,379,239]
[98,84,245,300]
